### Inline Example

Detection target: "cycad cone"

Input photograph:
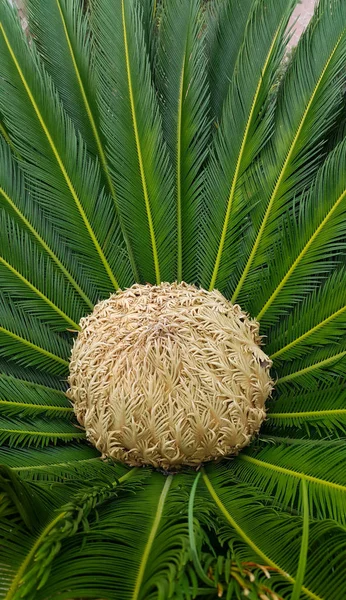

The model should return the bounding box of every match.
[68,283,273,469]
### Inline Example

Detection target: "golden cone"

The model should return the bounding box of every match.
[68,282,273,469]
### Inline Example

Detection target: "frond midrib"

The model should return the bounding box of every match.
[239,454,346,492]
[209,23,282,292]
[0,22,119,291]
[231,29,346,302]
[278,349,346,383]
[201,469,321,600]
[131,475,173,600]
[0,254,80,330]
[270,302,346,359]
[0,326,69,367]
[0,185,93,309]
[121,0,160,285]
[54,0,139,281]
[257,187,346,321]
[0,399,73,413]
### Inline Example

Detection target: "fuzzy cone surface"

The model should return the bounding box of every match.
[1,0,346,599]
[68,283,273,467]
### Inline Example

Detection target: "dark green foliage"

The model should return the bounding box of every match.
[0,0,346,598]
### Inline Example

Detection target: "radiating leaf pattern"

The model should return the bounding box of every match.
[1,1,346,598]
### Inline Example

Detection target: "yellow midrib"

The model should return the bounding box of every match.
[0,23,119,290]
[209,25,281,293]
[0,373,66,396]
[4,469,135,600]
[257,187,346,321]
[271,302,346,359]
[202,470,321,600]
[278,349,346,383]
[176,43,187,282]
[0,399,72,412]
[231,32,344,303]
[0,254,80,330]
[240,454,346,493]
[121,0,161,285]
[131,475,172,600]
[0,186,93,309]
[11,457,99,472]
[0,427,84,438]
[269,409,346,419]
[55,0,139,282]
[0,326,69,367]
[4,512,67,600]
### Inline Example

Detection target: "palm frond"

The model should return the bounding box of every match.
[27,0,139,281]
[199,0,291,292]
[35,473,189,600]
[0,469,190,600]
[251,139,346,327]
[0,3,132,295]
[27,0,99,154]
[206,0,255,121]
[200,464,323,600]
[230,441,346,526]
[90,0,176,284]
[266,268,346,361]
[0,138,94,310]
[156,0,210,282]
[0,416,85,448]
[264,385,346,438]
[0,466,140,600]
[231,0,346,305]
[0,294,70,375]
[0,363,67,393]
[0,445,121,482]
[276,339,346,389]
[0,372,71,419]
[0,211,82,331]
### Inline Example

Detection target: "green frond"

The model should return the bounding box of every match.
[27,0,100,156]
[27,0,139,281]
[0,469,191,600]
[251,139,346,327]
[0,364,67,393]
[206,0,254,121]
[0,445,121,482]
[0,467,140,600]
[0,372,71,419]
[0,294,70,375]
[157,0,210,282]
[0,211,82,331]
[90,0,176,284]
[199,0,291,292]
[0,2,133,295]
[231,0,346,305]
[276,339,346,388]
[266,268,346,360]
[200,465,322,600]
[231,441,346,526]
[264,385,346,438]
[0,416,84,448]
[0,137,94,310]
[35,473,189,600]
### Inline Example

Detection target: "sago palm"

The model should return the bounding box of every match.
[1,0,346,598]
